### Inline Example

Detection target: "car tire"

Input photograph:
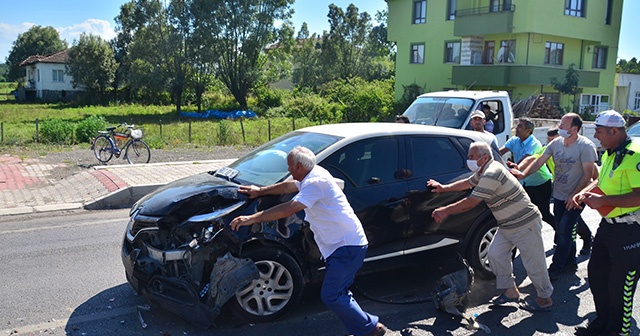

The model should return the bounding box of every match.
[228,247,304,323]
[466,219,498,280]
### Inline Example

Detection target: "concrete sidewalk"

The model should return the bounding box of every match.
[0,154,235,216]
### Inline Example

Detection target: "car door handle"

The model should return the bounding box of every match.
[368,177,381,184]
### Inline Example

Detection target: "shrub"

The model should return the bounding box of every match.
[75,115,107,143]
[217,120,236,145]
[39,119,75,145]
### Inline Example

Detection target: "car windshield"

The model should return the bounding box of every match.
[403,97,474,128]
[225,131,342,186]
[628,122,640,137]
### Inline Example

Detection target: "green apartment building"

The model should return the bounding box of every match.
[387,0,623,114]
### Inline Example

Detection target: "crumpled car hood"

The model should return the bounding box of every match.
[133,172,243,217]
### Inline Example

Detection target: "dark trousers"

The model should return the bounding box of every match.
[588,219,640,335]
[550,198,584,270]
[524,179,554,227]
[321,245,378,336]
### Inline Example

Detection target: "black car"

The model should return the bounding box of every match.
[121,123,503,327]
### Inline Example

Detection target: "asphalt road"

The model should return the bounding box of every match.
[0,208,638,336]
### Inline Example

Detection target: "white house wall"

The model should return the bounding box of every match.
[614,73,640,112]
[34,63,75,98]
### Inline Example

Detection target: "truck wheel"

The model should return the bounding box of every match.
[228,247,304,323]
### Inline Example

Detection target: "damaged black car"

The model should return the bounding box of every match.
[121,123,503,328]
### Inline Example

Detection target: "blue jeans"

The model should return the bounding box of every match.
[550,198,584,271]
[321,245,378,336]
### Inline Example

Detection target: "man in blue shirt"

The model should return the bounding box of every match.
[500,118,555,227]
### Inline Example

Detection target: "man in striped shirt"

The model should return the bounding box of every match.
[428,142,554,312]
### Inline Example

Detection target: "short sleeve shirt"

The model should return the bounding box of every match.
[504,135,552,187]
[468,160,541,229]
[598,139,640,218]
[544,135,598,200]
[293,165,368,258]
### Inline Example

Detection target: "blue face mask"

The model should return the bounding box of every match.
[558,129,570,138]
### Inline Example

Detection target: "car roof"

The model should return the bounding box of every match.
[297,122,494,143]
[416,90,509,100]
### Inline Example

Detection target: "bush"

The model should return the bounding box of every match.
[75,115,107,143]
[321,78,394,122]
[39,119,75,144]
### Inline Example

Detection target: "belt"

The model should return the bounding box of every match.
[605,212,640,225]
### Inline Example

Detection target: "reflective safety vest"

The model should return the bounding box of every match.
[597,139,640,218]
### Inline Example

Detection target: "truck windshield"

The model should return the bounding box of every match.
[403,97,474,129]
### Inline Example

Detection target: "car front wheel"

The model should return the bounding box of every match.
[228,247,304,323]
[466,219,498,280]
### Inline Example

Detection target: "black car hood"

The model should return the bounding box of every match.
[133,172,243,217]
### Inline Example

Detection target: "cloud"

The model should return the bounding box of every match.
[57,19,117,45]
[0,19,117,61]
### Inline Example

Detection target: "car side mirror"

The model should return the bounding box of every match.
[334,177,345,190]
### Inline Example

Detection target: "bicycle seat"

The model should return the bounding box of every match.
[106,126,116,131]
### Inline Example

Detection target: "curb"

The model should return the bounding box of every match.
[84,184,162,210]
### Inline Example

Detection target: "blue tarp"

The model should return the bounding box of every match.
[179,110,257,120]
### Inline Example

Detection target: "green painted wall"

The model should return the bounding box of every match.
[388,0,623,109]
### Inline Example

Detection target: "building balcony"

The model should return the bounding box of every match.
[454,5,515,36]
[451,64,600,88]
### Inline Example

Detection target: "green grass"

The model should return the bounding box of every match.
[0,82,17,101]
[0,101,320,150]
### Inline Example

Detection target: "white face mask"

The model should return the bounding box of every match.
[467,159,481,172]
[558,129,570,138]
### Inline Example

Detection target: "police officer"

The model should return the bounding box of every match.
[573,110,640,336]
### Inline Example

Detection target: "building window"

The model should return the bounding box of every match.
[592,47,607,69]
[444,41,461,63]
[605,0,613,24]
[497,40,515,63]
[580,94,610,114]
[411,43,425,64]
[544,42,564,65]
[489,0,500,12]
[413,0,426,24]
[447,0,456,20]
[52,69,64,82]
[483,41,495,64]
[634,92,640,111]
[565,0,585,17]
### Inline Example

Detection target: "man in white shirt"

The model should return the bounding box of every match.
[230,146,386,336]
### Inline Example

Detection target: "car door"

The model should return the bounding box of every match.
[403,135,481,253]
[320,136,410,260]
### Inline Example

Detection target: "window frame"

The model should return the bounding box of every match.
[410,43,425,64]
[413,0,427,24]
[634,92,640,111]
[483,41,495,64]
[52,69,64,82]
[447,0,456,20]
[544,42,564,66]
[565,0,585,18]
[497,40,516,63]
[444,41,461,64]
[592,46,607,69]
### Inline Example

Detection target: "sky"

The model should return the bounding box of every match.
[0,0,638,63]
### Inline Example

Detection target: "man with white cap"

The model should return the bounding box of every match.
[573,110,640,336]
[469,109,498,147]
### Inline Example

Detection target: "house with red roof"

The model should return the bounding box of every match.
[17,49,83,102]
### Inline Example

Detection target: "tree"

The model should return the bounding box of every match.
[292,23,321,88]
[617,58,640,74]
[5,26,67,82]
[191,0,295,110]
[66,34,117,103]
[551,64,582,113]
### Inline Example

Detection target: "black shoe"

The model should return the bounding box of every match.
[574,319,605,336]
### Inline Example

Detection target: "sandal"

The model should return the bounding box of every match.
[520,299,552,312]
[491,293,520,306]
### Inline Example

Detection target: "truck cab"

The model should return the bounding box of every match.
[402,90,513,147]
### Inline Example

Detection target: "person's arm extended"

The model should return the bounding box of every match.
[582,188,640,210]
[238,180,298,198]
[499,146,510,156]
[230,200,306,230]
[432,196,482,223]
[513,153,550,180]
[427,178,473,193]
[566,162,597,209]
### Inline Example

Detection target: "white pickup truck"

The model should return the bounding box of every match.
[401,90,601,151]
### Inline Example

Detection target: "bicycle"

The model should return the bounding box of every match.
[92,124,151,164]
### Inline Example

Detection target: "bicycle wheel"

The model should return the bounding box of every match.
[125,140,151,164]
[93,135,114,164]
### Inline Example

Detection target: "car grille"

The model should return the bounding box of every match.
[127,215,160,241]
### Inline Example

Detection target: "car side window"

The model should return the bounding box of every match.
[408,137,465,177]
[321,137,398,188]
